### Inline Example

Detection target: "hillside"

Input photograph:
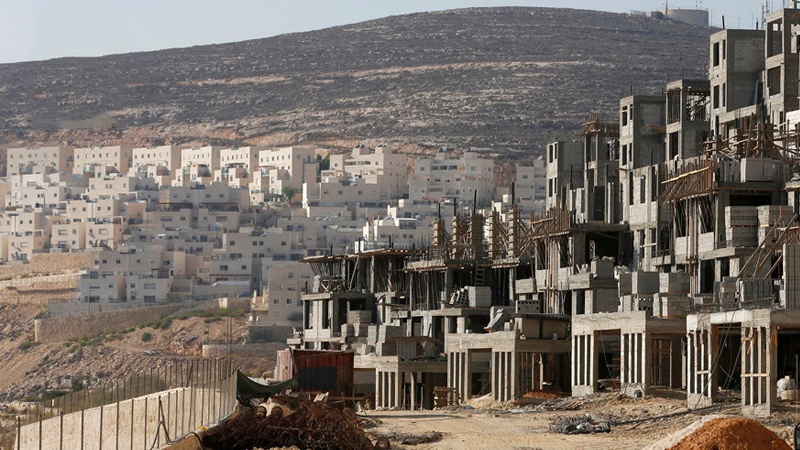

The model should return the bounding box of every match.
[0,7,712,159]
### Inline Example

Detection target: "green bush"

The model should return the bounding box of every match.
[140,332,153,342]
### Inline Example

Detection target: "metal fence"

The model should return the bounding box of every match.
[14,358,236,450]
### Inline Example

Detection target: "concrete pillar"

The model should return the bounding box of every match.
[464,350,472,402]
[510,351,518,401]
[394,371,401,409]
[642,332,652,394]
[620,333,629,386]
[376,370,382,408]
[410,372,416,411]
[491,352,498,401]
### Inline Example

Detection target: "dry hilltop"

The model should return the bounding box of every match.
[0,8,711,168]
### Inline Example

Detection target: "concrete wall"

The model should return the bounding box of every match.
[34,304,181,343]
[15,378,236,450]
[202,342,288,358]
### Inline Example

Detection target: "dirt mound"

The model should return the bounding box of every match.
[668,417,790,450]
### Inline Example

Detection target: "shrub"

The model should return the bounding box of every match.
[140,332,153,342]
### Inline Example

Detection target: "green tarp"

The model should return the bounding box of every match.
[236,371,298,403]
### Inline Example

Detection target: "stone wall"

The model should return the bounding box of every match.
[202,342,287,359]
[34,304,181,343]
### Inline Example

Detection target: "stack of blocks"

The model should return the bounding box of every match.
[716,277,737,305]
[783,244,800,309]
[653,272,691,317]
[725,206,759,247]
[758,205,793,248]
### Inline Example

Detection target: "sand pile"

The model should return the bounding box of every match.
[668,417,790,450]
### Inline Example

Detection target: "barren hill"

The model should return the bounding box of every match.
[0,7,711,158]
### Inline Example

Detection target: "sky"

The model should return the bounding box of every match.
[0,0,780,64]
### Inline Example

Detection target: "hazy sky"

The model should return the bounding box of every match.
[0,0,779,64]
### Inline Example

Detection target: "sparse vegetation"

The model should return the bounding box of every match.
[18,338,39,351]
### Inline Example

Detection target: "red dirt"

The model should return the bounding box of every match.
[668,417,791,450]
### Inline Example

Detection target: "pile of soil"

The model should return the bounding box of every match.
[668,417,791,450]
[522,390,568,399]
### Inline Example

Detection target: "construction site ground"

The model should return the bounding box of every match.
[365,393,800,449]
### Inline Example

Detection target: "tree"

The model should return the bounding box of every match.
[282,187,297,204]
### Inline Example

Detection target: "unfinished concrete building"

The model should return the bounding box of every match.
[289,5,800,416]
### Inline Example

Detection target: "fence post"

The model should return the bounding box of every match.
[116,400,120,450]
[98,405,103,450]
[80,409,84,450]
[143,397,148,450]
[38,414,42,450]
[129,398,134,450]
[156,395,161,448]
[60,412,64,450]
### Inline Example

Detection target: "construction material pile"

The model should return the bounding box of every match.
[201,399,377,450]
[667,417,790,450]
[549,414,612,434]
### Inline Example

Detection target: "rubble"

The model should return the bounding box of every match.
[201,399,376,450]
[549,414,612,434]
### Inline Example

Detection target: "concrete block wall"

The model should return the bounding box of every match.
[725,206,758,227]
[631,271,659,294]
[783,244,800,309]
[653,293,690,318]
[725,227,758,247]
[34,304,181,343]
[737,279,774,302]
[660,272,690,294]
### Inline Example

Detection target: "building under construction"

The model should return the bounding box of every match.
[290,5,800,417]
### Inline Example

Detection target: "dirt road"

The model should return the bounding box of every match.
[366,394,798,450]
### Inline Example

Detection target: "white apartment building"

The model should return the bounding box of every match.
[0,211,51,261]
[132,145,181,185]
[255,146,317,198]
[73,145,133,176]
[409,151,495,205]
[7,146,74,176]
[175,146,221,185]
[361,215,432,250]
[216,146,262,186]
[514,158,547,215]
[256,263,313,326]
[327,144,409,199]
[8,172,83,209]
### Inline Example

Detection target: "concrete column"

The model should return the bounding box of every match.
[572,335,580,386]
[462,350,472,401]
[510,351,518,401]
[394,370,401,409]
[620,333,628,386]
[504,351,510,401]
[687,332,694,395]
[376,370,382,408]
[642,332,652,393]
[410,372,416,411]
[588,332,600,393]
[491,352,498,401]
[767,325,777,416]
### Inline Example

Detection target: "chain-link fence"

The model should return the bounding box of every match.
[14,358,236,450]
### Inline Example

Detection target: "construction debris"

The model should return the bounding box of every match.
[549,414,612,434]
[201,399,376,450]
[369,430,443,446]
